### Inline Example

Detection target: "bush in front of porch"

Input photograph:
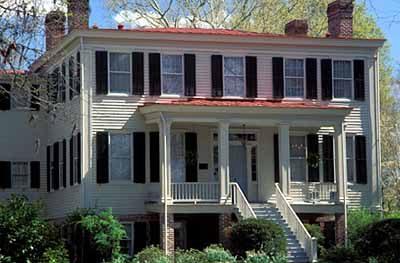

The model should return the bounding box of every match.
[228,218,286,259]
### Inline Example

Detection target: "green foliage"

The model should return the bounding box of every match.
[347,208,381,243]
[0,194,69,263]
[354,219,400,263]
[320,246,363,263]
[132,246,170,263]
[384,210,400,219]
[205,244,236,262]
[175,248,207,263]
[229,218,286,258]
[244,251,287,263]
[305,224,326,255]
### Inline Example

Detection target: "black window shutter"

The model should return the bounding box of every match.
[184,54,196,96]
[322,135,334,182]
[150,132,160,183]
[149,53,161,96]
[30,84,40,111]
[95,51,108,95]
[96,132,109,184]
[272,57,284,99]
[69,56,75,100]
[76,51,81,95]
[355,135,367,184]
[149,221,160,246]
[77,132,81,184]
[306,58,317,100]
[0,83,11,110]
[69,137,74,186]
[134,222,147,254]
[185,132,198,182]
[62,139,67,187]
[273,134,279,183]
[30,161,40,189]
[307,134,320,182]
[132,52,144,95]
[133,132,146,184]
[211,55,223,97]
[47,146,51,192]
[321,59,332,100]
[53,142,59,190]
[354,60,365,101]
[246,56,257,98]
[0,161,11,189]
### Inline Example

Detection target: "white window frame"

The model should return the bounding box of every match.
[332,59,354,100]
[346,135,357,184]
[289,134,308,182]
[11,161,30,189]
[161,54,184,96]
[108,52,132,95]
[121,222,134,256]
[283,58,306,99]
[108,133,133,182]
[59,143,64,189]
[223,56,246,98]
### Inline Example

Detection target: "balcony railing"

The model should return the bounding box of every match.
[171,182,220,203]
[290,182,337,202]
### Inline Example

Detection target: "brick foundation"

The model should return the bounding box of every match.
[218,213,232,248]
[160,213,174,254]
[335,213,345,245]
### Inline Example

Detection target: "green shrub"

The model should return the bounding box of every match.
[205,245,236,263]
[354,219,400,263]
[320,246,363,263]
[347,208,381,243]
[132,246,170,263]
[384,210,400,219]
[174,249,207,263]
[229,218,286,258]
[244,251,287,263]
[304,224,326,255]
[0,195,69,263]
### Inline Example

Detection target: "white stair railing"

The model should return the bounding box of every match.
[230,183,256,219]
[275,183,318,262]
[171,182,219,203]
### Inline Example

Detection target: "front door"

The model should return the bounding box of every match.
[229,144,248,194]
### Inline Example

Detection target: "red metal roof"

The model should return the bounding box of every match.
[143,98,350,109]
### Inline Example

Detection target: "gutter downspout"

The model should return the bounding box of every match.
[160,113,168,255]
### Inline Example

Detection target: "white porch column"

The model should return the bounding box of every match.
[218,122,230,203]
[335,123,346,202]
[278,124,290,196]
[159,118,172,202]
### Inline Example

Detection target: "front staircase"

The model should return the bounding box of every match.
[251,204,310,263]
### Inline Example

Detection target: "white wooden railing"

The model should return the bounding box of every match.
[275,183,318,262]
[230,183,256,219]
[171,182,219,203]
[290,182,337,202]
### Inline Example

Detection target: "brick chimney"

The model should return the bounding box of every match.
[285,19,308,36]
[68,0,89,32]
[45,10,66,50]
[327,0,354,38]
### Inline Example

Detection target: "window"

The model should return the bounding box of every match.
[121,223,134,256]
[224,56,245,97]
[162,54,183,95]
[290,136,306,182]
[10,86,31,109]
[333,60,352,99]
[11,162,29,188]
[109,53,131,94]
[59,144,64,188]
[346,136,355,183]
[285,59,304,98]
[50,147,54,190]
[109,134,131,181]
[73,136,79,184]
[251,146,257,181]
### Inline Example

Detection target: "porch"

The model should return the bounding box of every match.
[140,99,351,208]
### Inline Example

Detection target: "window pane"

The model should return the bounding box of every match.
[285,59,304,77]
[110,53,130,72]
[162,74,183,94]
[346,137,354,159]
[110,73,130,93]
[347,159,354,182]
[285,78,304,97]
[334,61,351,78]
[12,162,29,187]
[110,134,131,181]
[334,79,352,99]
[162,55,182,74]
[224,76,245,96]
[291,159,306,181]
[224,57,244,76]
[290,136,306,157]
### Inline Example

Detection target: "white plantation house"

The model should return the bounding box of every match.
[0,0,384,262]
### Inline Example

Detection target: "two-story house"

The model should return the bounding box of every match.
[0,0,384,262]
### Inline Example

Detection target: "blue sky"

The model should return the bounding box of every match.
[89,0,400,74]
